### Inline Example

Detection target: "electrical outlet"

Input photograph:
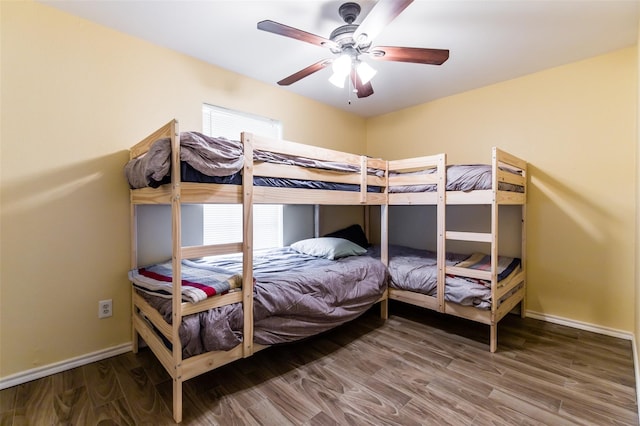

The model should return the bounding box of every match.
[98,299,112,319]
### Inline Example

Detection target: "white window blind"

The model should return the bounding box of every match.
[203,104,281,140]
[202,104,283,249]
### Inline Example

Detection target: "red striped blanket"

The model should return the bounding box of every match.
[129,260,242,303]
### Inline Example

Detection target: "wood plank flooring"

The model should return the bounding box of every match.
[1,301,637,425]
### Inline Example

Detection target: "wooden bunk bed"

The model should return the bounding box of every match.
[385,148,527,352]
[127,119,389,423]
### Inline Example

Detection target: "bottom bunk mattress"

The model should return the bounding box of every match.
[369,245,521,309]
[130,244,388,358]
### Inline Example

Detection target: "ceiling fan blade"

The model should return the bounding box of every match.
[257,20,338,50]
[353,0,413,46]
[369,46,449,65]
[278,59,333,86]
[350,69,374,98]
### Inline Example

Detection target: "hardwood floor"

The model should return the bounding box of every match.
[1,301,637,425]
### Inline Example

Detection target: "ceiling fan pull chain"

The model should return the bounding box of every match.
[349,60,358,105]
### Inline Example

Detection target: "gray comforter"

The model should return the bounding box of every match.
[125,131,380,189]
[389,164,524,193]
[137,247,387,358]
[368,245,520,309]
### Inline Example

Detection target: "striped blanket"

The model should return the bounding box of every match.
[129,260,242,303]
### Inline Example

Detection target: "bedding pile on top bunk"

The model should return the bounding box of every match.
[124,131,383,191]
[131,241,387,358]
[369,245,521,309]
[389,164,524,193]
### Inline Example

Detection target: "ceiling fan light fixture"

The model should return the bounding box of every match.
[329,71,346,88]
[356,60,377,84]
[332,54,352,76]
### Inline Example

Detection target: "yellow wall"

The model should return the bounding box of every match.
[0,1,365,378]
[368,47,637,332]
[1,0,638,381]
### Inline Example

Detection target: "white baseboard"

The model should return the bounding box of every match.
[525,310,634,340]
[0,342,132,391]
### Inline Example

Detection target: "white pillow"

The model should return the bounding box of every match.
[290,237,367,260]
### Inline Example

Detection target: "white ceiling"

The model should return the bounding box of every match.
[41,0,639,117]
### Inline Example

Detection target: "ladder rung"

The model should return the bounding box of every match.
[182,242,243,259]
[446,266,492,281]
[445,231,492,243]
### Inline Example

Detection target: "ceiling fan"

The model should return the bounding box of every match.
[257,0,449,98]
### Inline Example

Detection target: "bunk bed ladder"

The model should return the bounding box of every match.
[443,147,528,352]
[442,148,500,352]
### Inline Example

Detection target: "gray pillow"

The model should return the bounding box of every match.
[291,237,367,260]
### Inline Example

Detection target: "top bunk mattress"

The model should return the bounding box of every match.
[125,131,383,192]
[389,164,524,193]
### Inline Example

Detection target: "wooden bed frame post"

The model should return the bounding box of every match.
[381,159,390,319]
[380,208,389,320]
[169,120,184,422]
[520,166,528,319]
[489,147,499,353]
[241,132,255,359]
[437,154,446,313]
[380,160,389,267]
[364,158,389,320]
[130,201,139,354]
[360,156,367,204]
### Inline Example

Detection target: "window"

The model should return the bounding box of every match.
[202,104,284,249]
[203,104,281,141]
[202,204,283,249]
